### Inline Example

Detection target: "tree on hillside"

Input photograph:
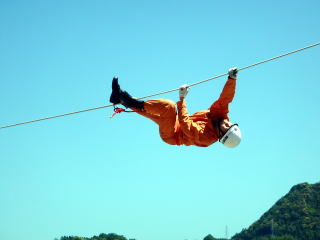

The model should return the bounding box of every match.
[203,234,227,240]
[60,233,128,240]
[203,234,217,240]
[232,182,320,240]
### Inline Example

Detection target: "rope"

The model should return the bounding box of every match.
[1,42,319,130]
[108,107,139,118]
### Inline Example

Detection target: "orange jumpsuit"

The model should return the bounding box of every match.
[135,77,236,147]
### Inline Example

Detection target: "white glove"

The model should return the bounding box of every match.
[228,67,238,79]
[179,84,190,99]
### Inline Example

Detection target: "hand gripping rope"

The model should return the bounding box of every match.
[0,42,319,129]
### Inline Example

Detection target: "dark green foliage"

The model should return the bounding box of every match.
[232,182,320,240]
[203,234,227,240]
[58,183,320,240]
[60,233,127,240]
[94,233,127,240]
[203,234,217,240]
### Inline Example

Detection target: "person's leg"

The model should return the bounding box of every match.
[110,77,144,109]
[109,78,178,145]
[135,99,178,145]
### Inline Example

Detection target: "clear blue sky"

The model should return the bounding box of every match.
[0,1,319,240]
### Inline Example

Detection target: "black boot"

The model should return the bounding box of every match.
[119,91,144,110]
[109,77,144,110]
[109,77,121,105]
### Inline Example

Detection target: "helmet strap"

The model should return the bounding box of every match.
[212,119,224,140]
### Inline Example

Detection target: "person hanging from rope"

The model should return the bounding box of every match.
[109,67,242,148]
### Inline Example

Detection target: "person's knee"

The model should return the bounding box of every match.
[161,136,177,145]
[161,99,176,115]
[144,99,176,117]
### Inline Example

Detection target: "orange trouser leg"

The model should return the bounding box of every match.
[134,99,178,145]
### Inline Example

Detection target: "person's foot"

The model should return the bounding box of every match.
[109,77,121,104]
[109,77,144,109]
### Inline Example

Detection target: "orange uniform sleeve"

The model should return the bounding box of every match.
[177,99,203,138]
[209,77,236,121]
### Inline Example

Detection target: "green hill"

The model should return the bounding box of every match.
[59,233,132,240]
[57,182,320,240]
[231,182,320,240]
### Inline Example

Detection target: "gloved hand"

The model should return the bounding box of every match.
[228,67,238,79]
[179,84,190,99]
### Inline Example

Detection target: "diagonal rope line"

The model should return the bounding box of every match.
[1,42,319,130]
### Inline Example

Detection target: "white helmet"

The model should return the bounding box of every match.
[219,124,242,148]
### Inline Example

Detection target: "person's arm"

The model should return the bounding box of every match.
[177,98,203,138]
[209,68,238,119]
[216,77,236,104]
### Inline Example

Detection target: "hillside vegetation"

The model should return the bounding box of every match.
[57,182,320,240]
[232,182,320,240]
